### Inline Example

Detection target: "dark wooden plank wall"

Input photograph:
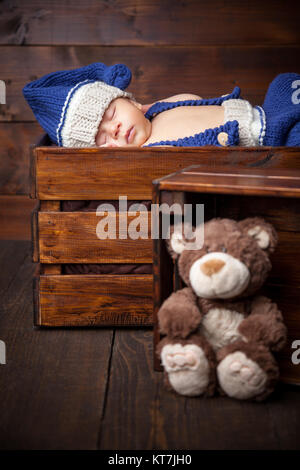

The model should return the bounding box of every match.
[0,0,300,238]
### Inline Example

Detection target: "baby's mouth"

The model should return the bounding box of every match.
[126,126,135,144]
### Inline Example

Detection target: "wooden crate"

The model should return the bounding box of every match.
[152,165,300,385]
[30,135,300,327]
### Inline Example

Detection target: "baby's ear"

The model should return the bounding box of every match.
[129,99,142,109]
[131,100,153,114]
[238,217,278,253]
[141,103,154,114]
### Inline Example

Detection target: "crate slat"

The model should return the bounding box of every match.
[35,147,300,200]
[38,211,152,263]
[158,166,300,197]
[37,274,153,327]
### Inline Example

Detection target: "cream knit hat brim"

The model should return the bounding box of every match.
[60,81,133,147]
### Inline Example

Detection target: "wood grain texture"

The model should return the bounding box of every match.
[1,46,300,122]
[1,0,300,450]
[35,147,300,200]
[38,274,153,326]
[0,240,30,294]
[29,134,52,199]
[99,328,300,450]
[1,0,300,239]
[150,378,300,450]
[0,195,37,240]
[29,144,36,199]
[41,265,62,274]
[38,211,152,263]
[31,200,39,261]
[215,194,300,232]
[158,166,300,197]
[152,184,176,371]
[262,231,300,287]
[0,242,113,449]
[1,0,299,46]
[40,200,60,211]
[1,241,300,450]
[98,329,159,450]
[31,200,60,262]
[0,123,43,194]
[263,284,300,385]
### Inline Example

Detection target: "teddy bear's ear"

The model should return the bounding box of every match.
[238,217,278,253]
[167,222,199,259]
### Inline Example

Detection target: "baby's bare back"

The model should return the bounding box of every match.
[142,103,225,146]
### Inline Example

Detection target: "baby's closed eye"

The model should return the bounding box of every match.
[106,105,116,121]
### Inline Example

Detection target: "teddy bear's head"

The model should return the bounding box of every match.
[168,217,277,300]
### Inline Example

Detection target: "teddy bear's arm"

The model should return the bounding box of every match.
[238,296,287,352]
[157,287,202,339]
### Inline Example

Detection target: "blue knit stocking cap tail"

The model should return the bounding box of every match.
[262,72,300,146]
[23,63,133,147]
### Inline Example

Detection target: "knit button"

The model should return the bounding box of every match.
[217,132,229,146]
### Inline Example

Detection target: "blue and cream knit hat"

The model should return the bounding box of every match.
[23,62,134,147]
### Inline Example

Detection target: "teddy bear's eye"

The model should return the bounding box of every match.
[221,246,227,253]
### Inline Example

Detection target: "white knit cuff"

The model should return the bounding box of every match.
[221,98,261,146]
[59,81,133,147]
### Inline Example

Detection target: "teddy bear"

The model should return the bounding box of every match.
[156,217,287,401]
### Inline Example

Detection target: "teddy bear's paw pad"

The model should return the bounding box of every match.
[161,344,210,396]
[165,350,197,369]
[217,351,267,400]
[161,344,202,372]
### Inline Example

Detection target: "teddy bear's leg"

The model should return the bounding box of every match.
[157,333,216,397]
[161,343,210,396]
[216,340,279,401]
[238,296,287,352]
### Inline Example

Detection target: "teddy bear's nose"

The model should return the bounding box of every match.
[200,259,225,276]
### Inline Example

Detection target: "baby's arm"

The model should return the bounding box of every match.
[162,93,203,102]
[141,93,203,114]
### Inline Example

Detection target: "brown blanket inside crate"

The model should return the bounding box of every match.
[62,200,152,274]
[63,263,152,274]
[61,200,152,212]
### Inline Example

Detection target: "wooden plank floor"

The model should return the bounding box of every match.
[0,240,299,450]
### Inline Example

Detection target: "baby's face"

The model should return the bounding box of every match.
[95,97,151,147]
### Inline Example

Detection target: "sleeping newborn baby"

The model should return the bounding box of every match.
[95,94,227,148]
[23,62,300,148]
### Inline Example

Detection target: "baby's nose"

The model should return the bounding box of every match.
[110,122,121,138]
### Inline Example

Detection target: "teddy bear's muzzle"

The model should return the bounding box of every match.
[189,252,250,299]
